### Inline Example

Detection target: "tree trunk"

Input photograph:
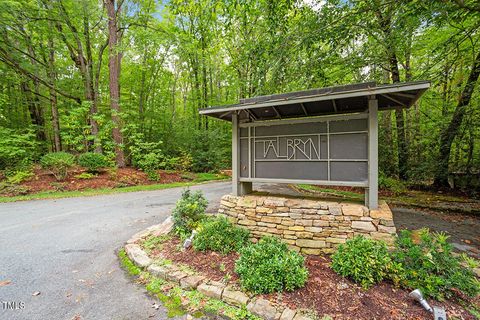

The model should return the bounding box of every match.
[192,55,201,129]
[434,49,480,187]
[465,127,474,174]
[21,81,46,142]
[138,47,147,131]
[105,0,125,167]
[22,33,47,143]
[47,35,61,152]
[83,12,102,153]
[50,0,102,152]
[389,53,408,180]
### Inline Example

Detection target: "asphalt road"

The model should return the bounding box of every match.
[3,180,471,320]
[0,181,231,320]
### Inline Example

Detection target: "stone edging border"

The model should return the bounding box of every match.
[123,217,314,320]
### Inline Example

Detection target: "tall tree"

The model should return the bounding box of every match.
[432,1,480,187]
[105,0,125,167]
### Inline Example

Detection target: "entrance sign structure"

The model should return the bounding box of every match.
[200,81,429,209]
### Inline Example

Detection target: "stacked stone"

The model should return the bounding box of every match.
[218,195,396,254]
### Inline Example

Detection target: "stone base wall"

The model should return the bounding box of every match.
[218,195,396,254]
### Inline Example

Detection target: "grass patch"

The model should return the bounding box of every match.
[142,234,171,254]
[203,297,261,320]
[153,258,173,267]
[146,278,166,294]
[193,172,228,182]
[0,173,229,203]
[296,184,363,201]
[119,245,261,319]
[118,248,141,276]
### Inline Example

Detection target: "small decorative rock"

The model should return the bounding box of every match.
[377,225,397,234]
[329,206,343,216]
[165,269,189,283]
[369,201,393,220]
[337,281,349,290]
[247,298,280,320]
[127,230,150,244]
[264,198,286,207]
[351,221,376,232]
[279,308,297,320]
[222,286,250,306]
[151,217,173,236]
[147,264,171,279]
[296,239,326,248]
[180,275,206,290]
[301,248,321,255]
[237,197,256,208]
[293,313,314,320]
[125,244,152,268]
[342,204,365,216]
[197,281,225,299]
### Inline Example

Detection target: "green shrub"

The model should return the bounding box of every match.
[178,151,193,172]
[141,152,164,180]
[130,140,166,180]
[378,172,406,195]
[0,127,37,170]
[172,189,208,238]
[0,183,30,195]
[235,236,308,294]
[332,236,400,289]
[193,216,250,254]
[40,152,75,180]
[78,152,110,173]
[167,151,193,172]
[50,181,67,191]
[180,172,196,181]
[0,169,34,196]
[5,170,34,184]
[189,129,230,172]
[164,157,180,171]
[74,172,96,180]
[392,229,480,300]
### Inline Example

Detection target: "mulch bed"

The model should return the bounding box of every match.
[1,166,187,196]
[152,237,240,283]
[150,236,478,320]
[268,256,475,320]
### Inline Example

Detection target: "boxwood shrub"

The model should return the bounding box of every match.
[40,152,75,180]
[193,216,250,254]
[172,189,208,239]
[332,231,480,300]
[78,152,110,173]
[331,235,400,289]
[392,229,480,300]
[235,236,308,294]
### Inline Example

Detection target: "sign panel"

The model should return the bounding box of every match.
[239,116,368,185]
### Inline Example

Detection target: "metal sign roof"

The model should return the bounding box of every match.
[199,81,430,122]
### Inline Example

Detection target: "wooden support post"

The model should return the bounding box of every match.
[232,113,252,196]
[232,113,240,195]
[366,96,378,209]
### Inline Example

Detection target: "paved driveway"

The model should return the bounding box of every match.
[0,181,231,320]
